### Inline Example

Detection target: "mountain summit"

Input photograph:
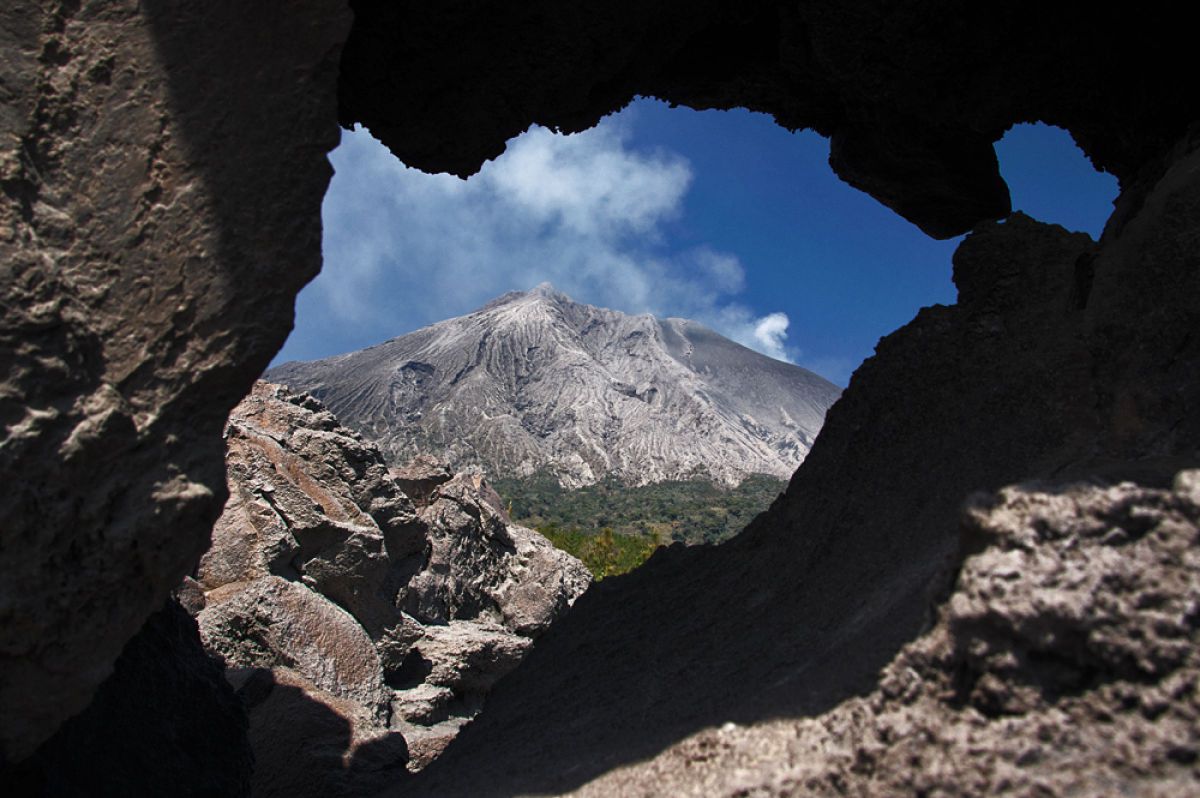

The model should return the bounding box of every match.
[267,285,841,488]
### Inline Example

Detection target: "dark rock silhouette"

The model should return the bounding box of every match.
[3,601,253,797]
[338,2,1198,238]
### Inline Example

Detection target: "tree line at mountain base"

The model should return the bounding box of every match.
[492,473,787,578]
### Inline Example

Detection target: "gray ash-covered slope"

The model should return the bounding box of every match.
[268,284,841,488]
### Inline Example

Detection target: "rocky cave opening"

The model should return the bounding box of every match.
[268,110,1120,588]
[3,2,1198,797]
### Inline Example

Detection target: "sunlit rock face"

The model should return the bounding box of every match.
[268,285,840,488]
[0,0,351,762]
[191,382,589,790]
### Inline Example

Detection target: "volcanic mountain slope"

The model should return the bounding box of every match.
[268,284,841,488]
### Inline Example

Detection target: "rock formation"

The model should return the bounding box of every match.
[562,474,1200,796]
[3,1,1199,795]
[0,0,352,761]
[338,2,1198,239]
[268,283,840,488]
[5,600,254,797]
[187,382,588,791]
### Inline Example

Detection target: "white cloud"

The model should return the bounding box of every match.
[488,125,691,237]
[699,305,798,364]
[752,313,791,360]
[294,120,801,364]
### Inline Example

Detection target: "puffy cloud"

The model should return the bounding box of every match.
[282,120,801,365]
[487,125,691,237]
[752,313,791,360]
[700,305,797,364]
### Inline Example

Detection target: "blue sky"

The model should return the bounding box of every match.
[274,98,1118,386]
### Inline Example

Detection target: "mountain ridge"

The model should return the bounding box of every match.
[267,284,841,488]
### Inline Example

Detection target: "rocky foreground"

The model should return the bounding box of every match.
[185,382,590,794]
[561,474,1200,796]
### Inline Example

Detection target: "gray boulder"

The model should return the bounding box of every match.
[198,576,389,718]
[410,620,532,694]
[198,382,426,637]
[406,472,592,635]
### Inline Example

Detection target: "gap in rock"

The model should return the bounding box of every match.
[277,97,964,388]
[268,98,970,579]
[995,122,1120,238]
[270,104,1121,581]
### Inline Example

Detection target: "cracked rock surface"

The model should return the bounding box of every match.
[0,0,350,759]
[192,383,589,792]
[566,475,1200,797]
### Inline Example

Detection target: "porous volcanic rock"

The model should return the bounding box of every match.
[193,382,590,784]
[564,474,1200,797]
[0,0,350,759]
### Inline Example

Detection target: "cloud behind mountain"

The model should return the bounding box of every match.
[280,118,805,369]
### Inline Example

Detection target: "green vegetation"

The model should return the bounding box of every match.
[494,473,787,578]
[535,524,661,580]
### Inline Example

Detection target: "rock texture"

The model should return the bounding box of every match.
[201,576,392,715]
[4,0,1200,794]
[192,382,589,789]
[5,600,253,797]
[268,284,841,488]
[565,474,1200,797]
[405,134,1200,796]
[200,382,426,637]
[0,0,350,760]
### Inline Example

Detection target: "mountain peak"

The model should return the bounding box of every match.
[266,289,842,488]
[477,282,571,314]
[528,281,558,296]
[525,281,571,304]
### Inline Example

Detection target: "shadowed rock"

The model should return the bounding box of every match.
[3,601,253,797]
[0,0,350,758]
[565,473,1200,796]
